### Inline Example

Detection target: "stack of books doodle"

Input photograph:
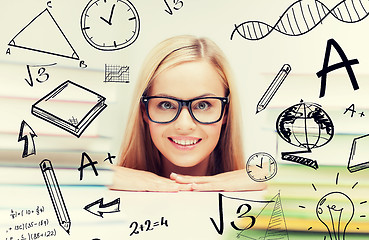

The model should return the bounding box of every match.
[31,80,107,138]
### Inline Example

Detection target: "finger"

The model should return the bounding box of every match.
[191,182,224,192]
[191,181,267,192]
[170,173,212,184]
[147,179,181,192]
[177,183,193,191]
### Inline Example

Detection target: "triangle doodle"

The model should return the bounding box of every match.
[8,8,79,60]
[236,192,289,240]
[264,192,289,240]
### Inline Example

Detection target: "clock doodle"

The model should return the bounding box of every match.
[81,0,140,51]
[246,152,277,182]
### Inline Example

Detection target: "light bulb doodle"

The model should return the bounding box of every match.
[300,173,367,234]
[316,191,354,240]
[230,0,369,41]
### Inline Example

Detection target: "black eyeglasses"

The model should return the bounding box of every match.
[141,95,229,124]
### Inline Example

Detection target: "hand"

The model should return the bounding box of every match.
[110,166,192,192]
[256,157,263,169]
[170,169,267,192]
[100,4,115,25]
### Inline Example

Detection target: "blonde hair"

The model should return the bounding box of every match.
[119,35,244,176]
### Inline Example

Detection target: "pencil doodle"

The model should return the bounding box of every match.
[347,133,369,173]
[8,8,79,60]
[104,64,129,83]
[230,0,369,40]
[316,38,359,98]
[39,159,71,234]
[25,63,57,87]
[237,192,289,240]
[18,120,37,158]
[276,100,334,169]
[129,217,168,236]
[246,152,278,182]
[31,80,107,138]
[210,193,274,235]
[81,0,140,51]
[84,198,120,218]
[256,64,291,114]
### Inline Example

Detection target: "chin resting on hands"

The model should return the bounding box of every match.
[110,166,267,192]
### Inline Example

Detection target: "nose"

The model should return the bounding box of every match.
[173,107,196,131]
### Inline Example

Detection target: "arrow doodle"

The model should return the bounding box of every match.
[18,120,37,158]
[231,0,369,40]
[84,198,120,218]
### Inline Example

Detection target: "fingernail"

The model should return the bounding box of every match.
[170,172,178,179]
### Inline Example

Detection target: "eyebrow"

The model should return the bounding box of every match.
[154,93,217,98]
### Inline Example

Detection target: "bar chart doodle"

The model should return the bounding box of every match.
[230,0,369,40]
[104,64,130,83]
[256,64,291,114]
[39,159,71,234]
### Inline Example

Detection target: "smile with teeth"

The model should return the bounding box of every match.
[170,138,201,146]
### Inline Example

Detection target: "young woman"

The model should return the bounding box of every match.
[111,35,266,191]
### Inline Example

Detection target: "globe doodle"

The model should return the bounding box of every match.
[276,100,334,151]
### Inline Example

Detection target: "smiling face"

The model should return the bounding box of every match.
[146,60,227,175]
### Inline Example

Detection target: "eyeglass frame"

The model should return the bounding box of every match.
[141,95,229,124]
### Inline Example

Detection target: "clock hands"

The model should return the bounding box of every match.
[100,4,116,25]
[256,157,263,169]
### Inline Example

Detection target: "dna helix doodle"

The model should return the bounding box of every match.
[230,0,369,40]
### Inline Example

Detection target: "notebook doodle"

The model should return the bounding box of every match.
[31,80,107,138]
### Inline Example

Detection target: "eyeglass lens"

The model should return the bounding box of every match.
[147,97,224,123]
